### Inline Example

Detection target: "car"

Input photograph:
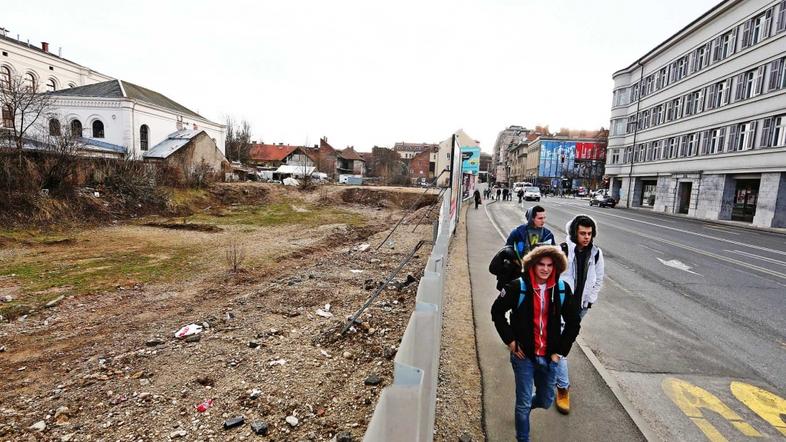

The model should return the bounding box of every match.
[577,187,588,197]
[523,186,541,201]
[512,182,531,194]
[589,190,617,208]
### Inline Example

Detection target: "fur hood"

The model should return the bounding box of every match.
[521,245,567,276]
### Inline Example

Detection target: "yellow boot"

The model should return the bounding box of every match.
[556,387,570,414]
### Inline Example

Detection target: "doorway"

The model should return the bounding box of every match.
[731,179,759,222]
[640,180,657,207]
[678,182,692,214]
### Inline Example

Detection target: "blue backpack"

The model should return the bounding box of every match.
[517,277,567,308]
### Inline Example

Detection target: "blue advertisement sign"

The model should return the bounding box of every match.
[461,146,481,175]
[539,141,576,178]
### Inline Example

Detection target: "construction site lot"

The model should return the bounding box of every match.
[0,183,439,441]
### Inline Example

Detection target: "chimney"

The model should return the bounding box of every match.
[41,42,49,52]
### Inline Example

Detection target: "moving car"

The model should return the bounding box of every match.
[523,186,541,201]
[589,190,617,208]
[512,182,531,194]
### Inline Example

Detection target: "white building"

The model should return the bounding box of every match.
[46,79,226,159]
[492,125,531,184]
[605,0,786,227]
[436,129,480,187]
[0,29,112,94]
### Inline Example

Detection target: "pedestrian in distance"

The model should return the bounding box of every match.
[517,189,524,204]
[473,189,482,210]
[502,187,510,202]
[554,215,605,414]
[505,205,556,262]
[491,246,581,442]
[496,187,502,201]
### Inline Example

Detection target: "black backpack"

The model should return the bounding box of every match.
[489,245,522,291]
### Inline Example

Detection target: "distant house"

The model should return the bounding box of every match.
[45,79,226,161]
[143,130,228,173]
[338,146,365,176]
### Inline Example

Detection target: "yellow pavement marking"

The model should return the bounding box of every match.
[730,381,786,437]
[662,377,763,441]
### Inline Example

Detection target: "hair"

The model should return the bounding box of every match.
[569,215,597,243]
[531,205,545,216]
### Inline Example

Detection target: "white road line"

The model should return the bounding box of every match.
[725,249,786,267]
[552,205,786,257]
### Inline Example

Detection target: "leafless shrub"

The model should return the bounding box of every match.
[225,239,246,273]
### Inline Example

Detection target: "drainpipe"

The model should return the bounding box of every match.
[626,61,645,208]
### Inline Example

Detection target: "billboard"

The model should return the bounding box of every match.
[461,147,481,175]
[575,142,607,161]
[539,141,575,178]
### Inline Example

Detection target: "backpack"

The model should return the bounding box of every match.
[489,245,522,290]
[517,277,567,308]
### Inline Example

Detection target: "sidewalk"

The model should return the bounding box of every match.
[467,203,645,441]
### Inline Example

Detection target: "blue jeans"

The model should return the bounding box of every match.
[510,354,558,442]
[555,307,589,389]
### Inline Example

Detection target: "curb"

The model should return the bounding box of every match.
[622,206,786,236]
[482,202,658,442]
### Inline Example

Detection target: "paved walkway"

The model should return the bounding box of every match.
[467,201,645,441]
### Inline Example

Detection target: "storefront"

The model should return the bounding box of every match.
[731,178,759,223]
[639,180,658,207]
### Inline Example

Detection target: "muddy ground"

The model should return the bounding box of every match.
[0,184,440,441]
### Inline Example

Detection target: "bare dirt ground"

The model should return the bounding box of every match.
[434,208,484,442]
[0,183,440,441]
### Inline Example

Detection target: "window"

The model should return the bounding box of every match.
[658,66,669,89]
[623,146,633,163]
[711,79,728,108]
[651,140,661,160]
[140,124,149,151]
[48,118,61,136]
[737,122,756,150]
[653,105,663,126]
[46,78,57,92]
[677,56,689,79]
[627,115,638,134]
[0,66,11,90]
[610,149,620,164]
[630,83,639,101]
[744,70,755,99]
[640,110,650,129]
[750,10,772,45]
[24,72,36,91]
[668,137,678,158]
[693,45,707,72]
[672,97,682,120]
[771,115,786,147]
[1,104,12,128]
[70,119,82,137]
[769,57,785,90]
[679,136,688,157]
[778,0,786,33]
[719,30,735,59]
[92,120,105,138]
[709,128,725,154]
[687,133,698,156]
[685,90,701,116]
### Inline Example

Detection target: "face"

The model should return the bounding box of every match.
[534,256,554,282]
[532,211,546,228]
[576,225,593,248]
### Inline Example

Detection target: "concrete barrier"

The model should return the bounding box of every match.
[364,189,454,441]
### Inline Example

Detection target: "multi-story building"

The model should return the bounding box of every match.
[526,136,607,190]
[491,125,531,184]
[393,142,438,181]
[605,0,786,227]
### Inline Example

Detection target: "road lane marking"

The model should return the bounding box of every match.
[555,205,786,257]
[657,258,702,276]
[730,382,786,437]
[725,250,786,267]
[589,219,786,281]
[639,244,665,255]
[662,378,763,441]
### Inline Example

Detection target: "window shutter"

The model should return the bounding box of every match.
[779,0,786,32]
[741,21,751,49]
[704,42,712,67]
[707,84,717,110]
[735,74,745,100]
[730,28,738,54]
[763,9,773,39]
[712,37,720,62]
[719,127,726,153]
[701,130,710,154]
[724,78,733,104]
[697,90,704,113]
[690,52,697,73]
[761,118,773,147]
[748,121,758,149]
[756,65,766,95]
[728,125,738,151]
[770,59,783,90]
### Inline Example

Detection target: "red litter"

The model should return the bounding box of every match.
[195,399,214,412]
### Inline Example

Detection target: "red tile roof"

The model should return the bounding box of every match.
[249,144,298,162]
[339,147,364,161]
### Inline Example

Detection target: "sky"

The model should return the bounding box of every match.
[4,0,721,153]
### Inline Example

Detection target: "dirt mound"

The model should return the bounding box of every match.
[208,183,270,205]
[338,188,438,210]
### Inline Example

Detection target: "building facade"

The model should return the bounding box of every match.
[605,0,786,227]
[527,136,607,190]
[491,125,531,184]
[436,129,480,187]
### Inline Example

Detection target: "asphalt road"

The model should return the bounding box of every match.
[485,196,786,441]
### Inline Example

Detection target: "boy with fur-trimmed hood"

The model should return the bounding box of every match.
[491,245,582,442]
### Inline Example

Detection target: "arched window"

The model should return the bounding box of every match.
[0,66,11,90]
[140,124,149,151]
[46,78,57,92]
[92,120,104,138]
[49,118,61,136]
[70,119,82,137]
[2,104,12,128]
[25,72,37,91]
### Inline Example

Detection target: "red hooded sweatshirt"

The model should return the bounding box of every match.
[529,267,556,356]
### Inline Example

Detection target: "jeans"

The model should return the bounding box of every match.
[555,307,589,389]
[510,354,558,442]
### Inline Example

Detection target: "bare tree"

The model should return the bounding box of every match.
[35,115,84,192]
[224,116,252,163]
[225,239,246,273]
[0,74,53,153]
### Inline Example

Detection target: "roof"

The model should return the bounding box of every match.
[143,129,201,159]
[339,147,364,161]
[50,80,206,120]
[359,152,374,163]
[275,164,316,176]
[393,142,439,152]
[248,144,298,162]
[0,33,109,76]
[79,138,126,154]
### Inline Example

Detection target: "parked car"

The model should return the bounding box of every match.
[523,186,541,201]
[512,182,531,194]
[589,190,617,208]
[577,187,588,197]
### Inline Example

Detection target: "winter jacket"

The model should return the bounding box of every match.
[505,207,556,259]
[560,217,605,308]
[491,246,582,358]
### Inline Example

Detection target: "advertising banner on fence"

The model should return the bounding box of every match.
[461,146,481,175]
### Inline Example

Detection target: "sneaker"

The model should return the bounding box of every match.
[556,387,570,414]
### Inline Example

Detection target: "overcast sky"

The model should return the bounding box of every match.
[4,0,720,153]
